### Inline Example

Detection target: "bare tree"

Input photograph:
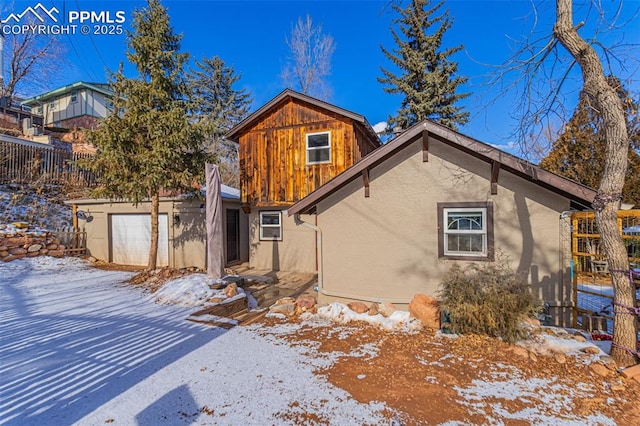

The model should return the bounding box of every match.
[554,0,637,367]
[281,14,335,100]
[1,21,65,102]
[489,1,638,365]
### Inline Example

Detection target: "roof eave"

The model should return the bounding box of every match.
[288,120,596,216]
[225,89,379,145]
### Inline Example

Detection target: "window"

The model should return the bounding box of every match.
[306,131,331,164]
[48,99,56,110]
[36,106,43,115]
[70,90,78,103]
[259,211,282,241]
[438,202,493,260]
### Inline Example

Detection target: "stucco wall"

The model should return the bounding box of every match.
[248,208,316,272]
[315,137,573,324]
[73,198,248,269]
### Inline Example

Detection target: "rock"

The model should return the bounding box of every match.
[572,335,587,343]
[269,303,295,315]
[376,302,397,318]
[599,356,617,371]
[347,302,369,314]
[57,245,66,251]
[1,255,18,262]
[87,256,97,263]
[9,247,27,256]
[0,245,8,251]
[27,244,42,253]
[274,297,296,305]
[224,283,238,298]
[0,250,8,258]
[611,384,625,392]
[529,352,538,362]
[368,304,379,316]
[48,250,64,258]
[554,353,567,364]
[590,363,611,377]
[581,346,600,355]
[295,295,316,310]
[26,251,39,258]
[510,346,530,359]
[408,293,440,329]
[46,244,58,250]
[39,249,48,255]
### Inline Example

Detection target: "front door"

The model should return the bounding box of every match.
[226,209,240,264]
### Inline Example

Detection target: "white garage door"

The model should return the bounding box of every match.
[111,214,169,266]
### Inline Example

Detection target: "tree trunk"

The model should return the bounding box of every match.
[147,193,160,271]
[554,0,637,366]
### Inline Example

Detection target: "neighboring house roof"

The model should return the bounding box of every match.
[21,82,114,105]
[288,120,597,215]
[225,88,381,147]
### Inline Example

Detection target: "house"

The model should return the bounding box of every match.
[20,82,116,153]
[21,82,114,130]
[66,185,249,269]
[287,120,597,326]
[225,89,380,272]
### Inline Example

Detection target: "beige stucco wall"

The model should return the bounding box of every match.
[248,208,317,272]
[73,198,248,269]
[314,137,573,325]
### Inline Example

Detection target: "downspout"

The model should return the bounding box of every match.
[294,213,323,293]
[293,213,409,304]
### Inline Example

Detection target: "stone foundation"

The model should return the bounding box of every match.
[0,231,66,262]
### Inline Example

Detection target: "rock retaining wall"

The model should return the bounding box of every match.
[0,232,66,262]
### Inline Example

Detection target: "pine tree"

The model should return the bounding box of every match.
[83,0,211,270]
[379,0,469,131]
[540,76,640,206]
[188,56,252,187]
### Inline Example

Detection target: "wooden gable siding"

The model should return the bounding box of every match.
[239,98,376,206]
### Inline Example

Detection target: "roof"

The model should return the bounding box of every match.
[21,82,115,105]
[225,88,381,147]
[288,120,597,215]
[66,185,241,206]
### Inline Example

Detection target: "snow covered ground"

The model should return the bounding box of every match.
[0,257,632,425]
[0,257,391,425]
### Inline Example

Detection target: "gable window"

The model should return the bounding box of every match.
[259,211,282,241]
[70,90,78,103]
[438,202,494,260]
[306,131,331,164]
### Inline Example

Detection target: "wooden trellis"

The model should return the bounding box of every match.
[571,210,640,331]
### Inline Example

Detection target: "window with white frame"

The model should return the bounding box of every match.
[306,131,331,164]
[438,202,493,260]
[48,99,56,110]
[259,211,282,241]
[70,90,78,103]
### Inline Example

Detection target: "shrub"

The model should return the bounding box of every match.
[437,259,535,343]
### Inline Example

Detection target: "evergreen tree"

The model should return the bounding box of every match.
[188,56,252,187]
[379,0,469,131]
[540,76,640,206]
[83,0,211,270]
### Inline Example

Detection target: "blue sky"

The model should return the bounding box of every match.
[3,0,639,156]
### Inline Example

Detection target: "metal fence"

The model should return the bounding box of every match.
[0,141,96,186]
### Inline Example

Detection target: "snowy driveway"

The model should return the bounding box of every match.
[0,258,387,425]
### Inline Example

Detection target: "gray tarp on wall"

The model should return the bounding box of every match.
[205,163,225,279]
